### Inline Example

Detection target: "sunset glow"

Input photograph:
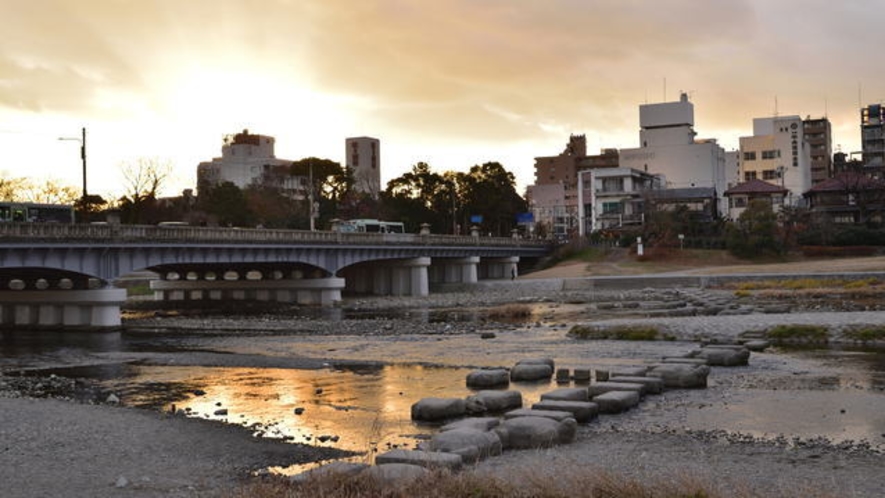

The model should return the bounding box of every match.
[1,0,883,198]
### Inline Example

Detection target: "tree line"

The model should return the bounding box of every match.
[1,158,528,236]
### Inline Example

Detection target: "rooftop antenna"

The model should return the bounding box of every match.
[774,96,779,117]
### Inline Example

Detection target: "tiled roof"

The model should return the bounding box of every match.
[724,179,787,196]
[805,172,885,193]
[648,187,715,200]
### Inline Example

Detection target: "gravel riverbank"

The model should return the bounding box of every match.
[3,276,885,497]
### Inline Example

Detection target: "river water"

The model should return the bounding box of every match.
[2,316,884,472]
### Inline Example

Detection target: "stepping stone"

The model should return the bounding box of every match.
[587,381,645,397]
[647,363,710,389]
[440,417,500,432]
[375,449,463,471]
[466,369,510,389]
[465,390,523,414]
[504,408,574,422]
[592,390,640,414]
[608,376,664,394]
[555,368,571,383]
[290,462,369,482]
[510,363,553,381]
[696,346,750,366]
[495,416,577,449]
[540,387,588,402]
[411,397,467,421]
[573,369,592,382]
[531,400,598,423]
[427,429,502,463]
[516,357,555,369]
[661,357,708,365]
[609,366,649,377]
[743,340,770,352]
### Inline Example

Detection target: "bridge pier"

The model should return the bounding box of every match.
[0,288,127,329]
[150,270,344,306]
[343,257,430,297]
[479,256,520,280]
[428,256,479,284]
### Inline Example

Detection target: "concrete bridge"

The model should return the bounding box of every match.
[0,224,552,329]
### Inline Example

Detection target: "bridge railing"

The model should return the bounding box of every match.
[0,223,552,249]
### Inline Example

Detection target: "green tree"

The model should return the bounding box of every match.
[725,199,783,258]
[382,162,449,233]
[200,182,253,227]
[459,162,527,237]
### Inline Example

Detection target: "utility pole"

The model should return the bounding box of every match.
[58,127,87,200]
[309,160,316,231]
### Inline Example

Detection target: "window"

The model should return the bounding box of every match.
[762,170,778,180]
[743,151,756,161]
[601,177,624,192]
[744,171,757,181]
[602,202,622,214]
[731,196,747,208]
[761,150,780,160]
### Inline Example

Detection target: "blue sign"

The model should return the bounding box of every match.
[470,215,483,224]
[516,212,534,224]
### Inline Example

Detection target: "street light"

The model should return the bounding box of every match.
[58,127,87,200]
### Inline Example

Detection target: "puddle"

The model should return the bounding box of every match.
[685,389,885,448]
[41,362,564,473]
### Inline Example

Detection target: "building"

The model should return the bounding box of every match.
[526,182,569,238]
[861,104,885,178]
[345,137,382,198]
[580,148,620,170]
[723,179,788,220]
[576,167,663,235]
[196,129,305,195]
[646,187,719,223]
[804,172,885,224]
[530,135,586,236]
[738,116,811,206]
[529,137,622,237]
[804,117,833,184]
[618,93,728,215]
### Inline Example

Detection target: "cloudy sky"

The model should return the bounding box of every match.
[1,0,883,198]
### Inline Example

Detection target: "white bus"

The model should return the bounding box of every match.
[332,219,405,234]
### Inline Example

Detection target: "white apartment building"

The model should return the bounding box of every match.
[618,93,728,215]
[738,116,811,205]
[577,167,663,235]
[345,137,382,198]
[197,129,304,194]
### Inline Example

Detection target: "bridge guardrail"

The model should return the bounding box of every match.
[0,223,553,249]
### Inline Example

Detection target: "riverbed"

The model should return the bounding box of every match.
[2,285,885,496]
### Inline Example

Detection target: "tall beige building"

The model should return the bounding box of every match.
[738,116,812,205]
[345,137,381,198]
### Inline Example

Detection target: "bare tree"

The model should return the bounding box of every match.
[0,176,29,201]
[118,157,173,224]
[121,157,172,203]
[22,179,80,205]
[0,176,79,204]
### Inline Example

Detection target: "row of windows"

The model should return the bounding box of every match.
[744,150,780,161]
[744,170,783,182]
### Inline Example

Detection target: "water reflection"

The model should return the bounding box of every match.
[71,363,558,462]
